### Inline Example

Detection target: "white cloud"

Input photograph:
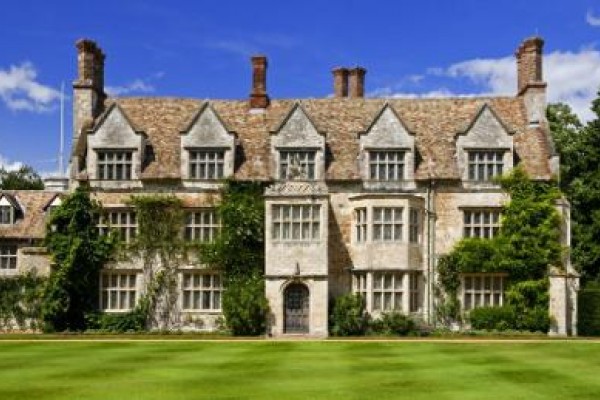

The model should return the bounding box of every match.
[586,10,600,27]
[0,62,60,112]
[371,48,600,121]
[0,155,23,171]
[106,78,157,96]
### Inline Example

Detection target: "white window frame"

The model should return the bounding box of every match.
[279,150,316,180]
[98,210,138,243]
[0,244,17,270]
[97,150,133,181]
[462,274,505,311]
[100,272,138,311]
[463,209,501,239]
[181,272,223,312]
[185,209,221,242]
[467,150,504,182]
[272,204,321,242]
[368,150,405,181]
[188,149,226,180]
[373,207,403,242]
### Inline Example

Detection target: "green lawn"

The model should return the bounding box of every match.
[1,340,599,399]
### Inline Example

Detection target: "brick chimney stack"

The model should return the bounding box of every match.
[250,55,269,109]
[72,39,106,179]
[348,67,366,98]
[515,36,546,95]
[332,67,349,98]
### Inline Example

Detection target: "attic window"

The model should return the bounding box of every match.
[467,151,504,182]
[279,150,316,180]
[189,150,225,180]
[0,205,14,225]
[368,151,405,181]
[97,150,133,180]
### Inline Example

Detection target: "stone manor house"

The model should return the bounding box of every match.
[0,37,579,336]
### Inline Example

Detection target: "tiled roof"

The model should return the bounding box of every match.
[96,96,552,181]
[0,191,59,239]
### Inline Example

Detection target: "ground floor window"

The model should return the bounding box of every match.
[461,274,505,311]
[352,271,422,314]
[101,272,137,311]
[0,244,17,270]
[181,272,223,311]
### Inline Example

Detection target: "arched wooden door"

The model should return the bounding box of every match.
[284,283,309,333]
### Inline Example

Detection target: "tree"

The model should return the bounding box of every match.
[41,186,116,332]
[0,165,44,190]
[548,97,600,282]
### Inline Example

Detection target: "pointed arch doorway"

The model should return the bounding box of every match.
[284,283,310,333]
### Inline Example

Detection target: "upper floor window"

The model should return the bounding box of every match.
[463,209,501,239]
[0,206,13,225]
[0,244,17,270]
[373,207,403,242]
[181,272,223,311]
[467,151,504,182]
[272,204,320,241]
[409,208,420,243]
[279,150,316,180]
[98,211,138,243]
[462,274,504,311]
[189,150,225,180]
[355,208,367,243]
[97,150,133,180]
[369,151,405,181]
[101,272,137,311]
[185,210,221,242]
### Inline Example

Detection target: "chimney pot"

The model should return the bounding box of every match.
[332,67,349,98]
[348,67,367,98]
[250,55,269,108]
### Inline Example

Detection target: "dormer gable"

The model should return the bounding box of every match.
[456,103,515,184]
[0,194,21,225]
[270,103,326,181]
[180,103,236,181]
[43,194,63,216]
[359,104,416,187]
[86,103,145,183]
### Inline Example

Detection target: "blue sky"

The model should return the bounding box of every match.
[1,0,600,174]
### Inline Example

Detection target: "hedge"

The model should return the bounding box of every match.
[578,288,600,336]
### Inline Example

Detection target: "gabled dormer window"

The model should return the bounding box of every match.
[189,150,225,180]
[279,150,316,180]
[467,151,504,182]
[360,105,415,188]
[369,150,406,181]
[97,150,133,180]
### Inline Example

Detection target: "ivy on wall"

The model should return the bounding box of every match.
[436,167,562,330]
[0,272,46,331]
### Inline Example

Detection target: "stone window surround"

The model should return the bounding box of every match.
[351,197,424,246]
[96,149,134,181]
[184,209,221,243]
[461,207,502,239]
[186,148,228,181]
[0,205,15,225]
[275,147,322,182]
[100,271,139,312]
[461,273,506,312]
[180,271,223,313]
[0,243,17,270]
[98,209,138,243]
[465,149,506,182]
[352,270,422,314]
[271,203,322,242]
[367,149,407,181]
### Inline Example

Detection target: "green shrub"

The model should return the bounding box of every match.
[578,287,600,336]
[0,272,45,331]
[85,311,146,333]
[221,274,269,336]
[468,305,550,333]
[330,294,368,336]
[469,306,517,331]
[370,312,417,336]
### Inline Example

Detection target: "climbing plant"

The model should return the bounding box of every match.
[436,167,562,330]
[42,186,116,332]
[200,180,269,335]
[125,195,186,330]
[0,272,46,331]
